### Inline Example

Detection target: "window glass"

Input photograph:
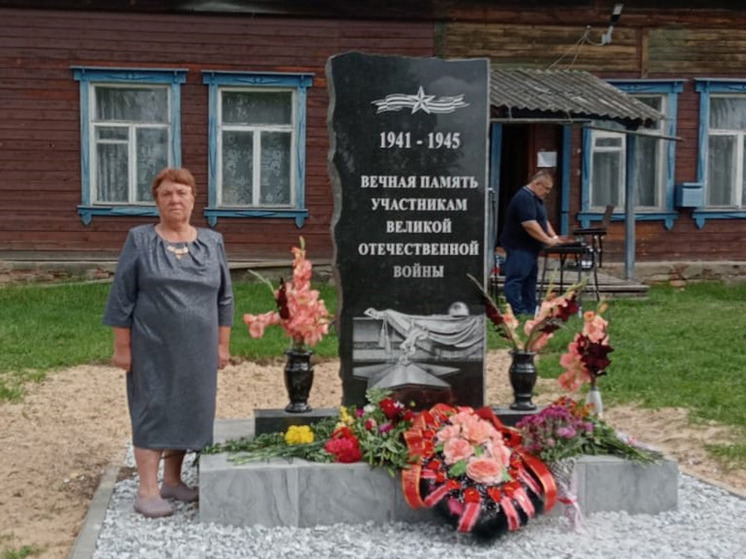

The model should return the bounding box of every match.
[96,127,128,141]
[707,134,736,206]
[710,97,746,130]
[591,150,622,207]
[636,135,659,207]
[260,132,291,205]
[136,128,168,202]
[95,87,168,123]
[222,91,292,125]
[96,143,128,203]
[595,136,622,148]
[222,131,254,205]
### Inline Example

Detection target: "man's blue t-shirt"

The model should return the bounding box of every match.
[499,186,548,254]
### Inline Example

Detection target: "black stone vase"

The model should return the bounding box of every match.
[509,350,538,411]
[284,348,314,413]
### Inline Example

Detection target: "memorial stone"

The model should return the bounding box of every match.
[327,52,490,408]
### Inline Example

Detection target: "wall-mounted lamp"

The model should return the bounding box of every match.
[601,3,624,45]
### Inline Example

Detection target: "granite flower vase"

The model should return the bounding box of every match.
[284,348,314,413]
[509,350,538,411]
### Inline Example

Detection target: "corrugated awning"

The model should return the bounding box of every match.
[490,69,663,129]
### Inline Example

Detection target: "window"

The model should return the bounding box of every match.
[691,80,746,227]
[202,71,314,227]
[580,81,682,230]
[72,67,186,225]
[706,96,746,207]
[588,96,666,211]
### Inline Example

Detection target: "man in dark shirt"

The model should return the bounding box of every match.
[499,170,562,316]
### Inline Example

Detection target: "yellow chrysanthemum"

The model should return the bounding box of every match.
[339,405,354,425]
[284,424,314,445]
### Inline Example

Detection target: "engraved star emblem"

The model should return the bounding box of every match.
[410,86,435,114]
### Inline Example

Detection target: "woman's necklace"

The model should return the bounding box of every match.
[157,224,195,260]
[165,243,189,260]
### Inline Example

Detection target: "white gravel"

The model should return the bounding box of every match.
[90,454,746,559]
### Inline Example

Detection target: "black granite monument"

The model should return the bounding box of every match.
[327,52,490,409]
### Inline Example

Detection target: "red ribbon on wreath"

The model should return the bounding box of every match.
[401,404,556,535]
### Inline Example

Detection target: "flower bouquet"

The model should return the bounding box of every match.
[558,303,613,416]
[402,404,557,539]
[244,237,330,351]
[516,396,661,529]
[203,389,415,474]
[243,237,331,412]
[468,272,580,409]
[467,273,580,353]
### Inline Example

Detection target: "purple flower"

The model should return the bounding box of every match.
[556,427,577,439]
[378,422,393,434]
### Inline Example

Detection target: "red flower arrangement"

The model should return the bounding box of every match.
[324,425,362,463]
[402,404,557,539]
[324,389,415,472]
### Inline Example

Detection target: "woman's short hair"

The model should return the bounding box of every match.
[151,167,197,199]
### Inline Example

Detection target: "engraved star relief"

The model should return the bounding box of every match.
[410,86,436,114]
[371,86,469,115]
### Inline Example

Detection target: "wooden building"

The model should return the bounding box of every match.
[1,0,745,278]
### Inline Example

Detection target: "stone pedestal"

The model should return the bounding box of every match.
[199,418,679,528]
[254,408,337,436]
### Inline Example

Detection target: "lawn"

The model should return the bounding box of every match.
[2,279,745,452]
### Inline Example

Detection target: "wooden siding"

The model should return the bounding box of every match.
[6,2,746,266]
[443,7,746,264]
[0,8,434,261]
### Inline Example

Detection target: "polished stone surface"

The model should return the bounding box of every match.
[327,52,490,409]
[254,408,338,436]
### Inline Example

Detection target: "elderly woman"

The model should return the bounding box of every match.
[103,167,234,518]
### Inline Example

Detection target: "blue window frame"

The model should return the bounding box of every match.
[202,71,314,228]
[693,79,746,228]
[72,67,187,225]
[580,80,683,230]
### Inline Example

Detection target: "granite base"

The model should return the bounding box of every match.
[199,418,679,528]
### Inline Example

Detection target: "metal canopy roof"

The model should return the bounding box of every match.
[490,69,663,129]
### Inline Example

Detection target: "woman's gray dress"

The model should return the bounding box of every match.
[103,224,234,450]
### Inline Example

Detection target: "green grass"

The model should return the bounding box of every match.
[534,283,746,431]
[0,281,339,401]
[2,279,746,459]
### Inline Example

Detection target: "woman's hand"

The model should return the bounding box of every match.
[112,346,132,371]
[218,326,231,370]
[218,344,230,370]
[112,327,132,372]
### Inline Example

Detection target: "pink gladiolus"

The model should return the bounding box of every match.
[583,311,608,343]
[443,438,474,465]
[244,238,330,349]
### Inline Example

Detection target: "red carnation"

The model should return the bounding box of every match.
[324,434,362,463]
[379,398,403,420]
